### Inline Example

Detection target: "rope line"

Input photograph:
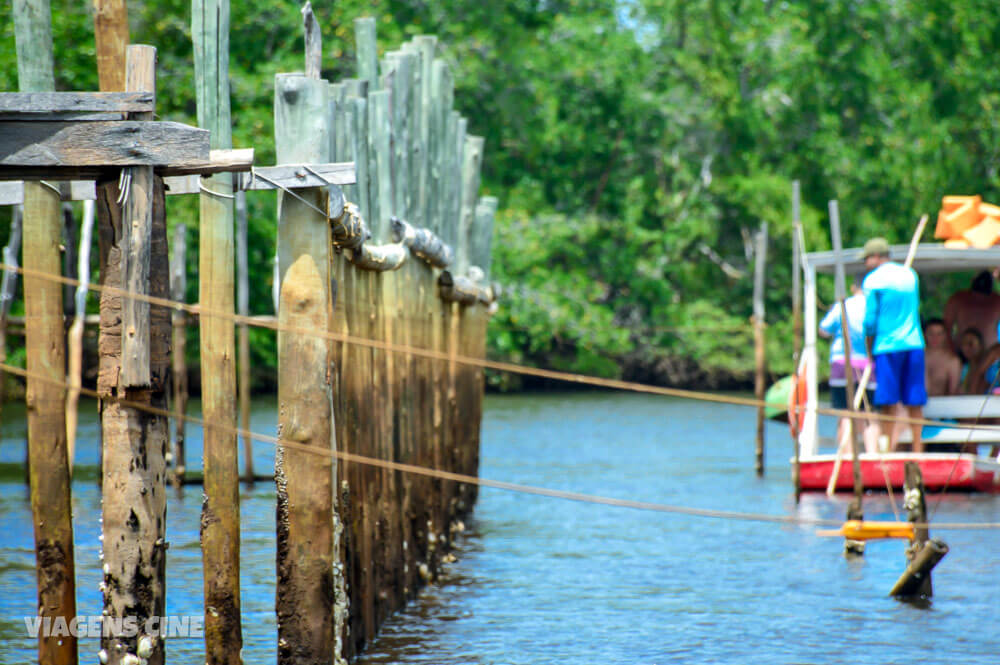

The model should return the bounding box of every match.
[4,262,1000,434]
[1,360,998,532]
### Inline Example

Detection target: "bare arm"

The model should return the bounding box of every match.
[947,356,961,396]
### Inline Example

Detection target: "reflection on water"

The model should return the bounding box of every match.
[1,393,999,664]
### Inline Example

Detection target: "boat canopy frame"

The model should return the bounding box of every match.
[798,242,1000,457]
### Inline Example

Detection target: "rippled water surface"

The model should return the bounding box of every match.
[1,392,999,664]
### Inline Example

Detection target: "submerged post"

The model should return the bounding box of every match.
[890,462,948,598]
[753,221,768,476]
[274,61,339,662]
[0,204,22,433]
[193,0,242,660]
[14,0,78,663]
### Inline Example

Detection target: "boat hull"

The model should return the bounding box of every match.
[798,453,1000,492]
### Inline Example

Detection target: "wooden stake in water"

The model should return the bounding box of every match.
[0,204,22,438]
[753,221,768,476]
[193,0,242,661]
[14,0,78,662]
[236,189,254,483]
[66,199,94,472]
[169,222,188,485]
[274,69,338,664]
[98,44,170,665]
[890,462,948,598]
[790,181,802,499]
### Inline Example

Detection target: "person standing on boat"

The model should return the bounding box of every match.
[819,276,879,452]
[861,237,926,452]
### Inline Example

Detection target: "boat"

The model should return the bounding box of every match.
[794,242,1000,492]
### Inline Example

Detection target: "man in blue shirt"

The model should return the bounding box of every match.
[862,237,926,452]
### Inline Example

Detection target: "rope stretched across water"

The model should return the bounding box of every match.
[1,359,998,532]
[3,261,999,434]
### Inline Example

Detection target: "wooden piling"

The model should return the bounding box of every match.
[828,200,864,509]
[169,222,187,485]
[274,69,338,663]
[14,0,78,662]
[790,180,802,500]
[236,189,254,483]
[97,44,170,665]
[66,199,94,472]
[193,0,242,660]
[753,221,768,477]
[0,204,22,432]
[890,462,948,598]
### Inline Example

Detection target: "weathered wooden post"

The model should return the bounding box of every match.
[66,199,95,472]
[97,44,171,665]
[791,181,802,499]
[273,11,339,653]
[236,189,254,483]
[0,204,22,431]
[13,0,78,663]
[169,222,187,485]
[753,221,768,476]
[890,462,948,598]
[192,0,242,660]
[828,200,864,520]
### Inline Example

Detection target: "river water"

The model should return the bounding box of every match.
[1,392,999,664]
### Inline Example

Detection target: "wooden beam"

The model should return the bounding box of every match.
[0,120,210,168]
[158,147,254,176]
[193,0,241,659]
[241,162,355,189]
[0,180,96,205]
[0,91,154,114]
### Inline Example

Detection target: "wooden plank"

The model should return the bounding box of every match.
[193,0,241,660]
[120,47,155,388]
[0,91,154,114]
[0,120,210,167]
[14,2,78,663]
[158,147,254,176]
[238,161,355,190]
[274,70,337,665]
[0,180,96,205]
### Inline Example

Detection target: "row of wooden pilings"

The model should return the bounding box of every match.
[7,2,497,663]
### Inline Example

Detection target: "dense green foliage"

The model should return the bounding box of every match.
[2,1,998,388]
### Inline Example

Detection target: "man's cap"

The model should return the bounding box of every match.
[860,237,890,259]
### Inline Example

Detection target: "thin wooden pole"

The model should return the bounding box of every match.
[790,180,802,499]
[236,189,253,483]
[0,204,23,436]
[753,221,768,476]
[169,222,188,486]
[98,44,169,665]
[193,0,241,660]
[274,69,337,663]
[828,200,864,512]
[66,199,94,472]
[14,1,78,663]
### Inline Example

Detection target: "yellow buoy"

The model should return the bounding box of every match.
[816,520,915,541]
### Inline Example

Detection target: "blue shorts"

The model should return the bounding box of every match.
[873,349,927,407]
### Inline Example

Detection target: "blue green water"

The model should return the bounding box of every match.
[1,392,999,663]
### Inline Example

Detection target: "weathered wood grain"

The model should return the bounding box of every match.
[169,223,188,486]
[0,91,154,114]
[93,0,129,92]
[193,0,241,660]
[0,120,210,168]
[302,1,321,80]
